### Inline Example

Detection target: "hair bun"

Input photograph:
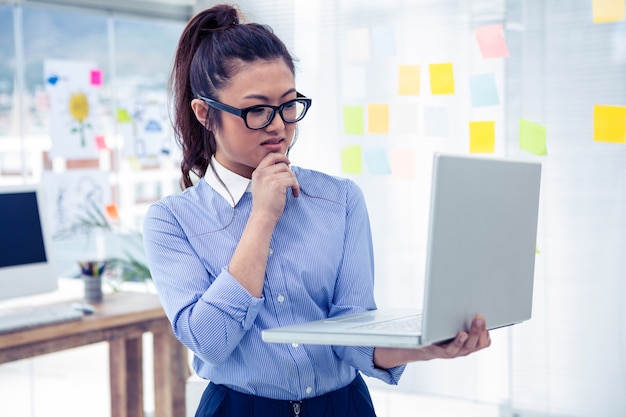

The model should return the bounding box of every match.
[202,4,240,32]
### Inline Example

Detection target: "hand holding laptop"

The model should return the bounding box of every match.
[373,314,491,369]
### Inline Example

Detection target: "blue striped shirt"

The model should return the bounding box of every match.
[143,162,405,400]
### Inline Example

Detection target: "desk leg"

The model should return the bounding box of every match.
[110,336,145,417]
[153,324,189,417]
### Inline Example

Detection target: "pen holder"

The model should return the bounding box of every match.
[79,261,107,303]
[83,275,103,303]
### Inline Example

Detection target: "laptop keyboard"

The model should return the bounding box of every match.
[0,305,84,334]
[350,314,423,333]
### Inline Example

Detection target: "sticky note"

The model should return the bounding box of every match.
[592,0,626,23]
[424,106,448,137]
[398,65,421,95]
[372,26,396,57]
[474,24,510,59]
[593,105,626,143]
[519,119,547,155]
[469,121,495,153]
[469,73,499,107]
[391,148,415,180]
[346,28,370,61]
[343,105,365,135]
[364,148,391,175]
[117,108,132,123]
[341,145,363,174]
[342,67,366,98]
[90,69,103,87]
[390,103,419,135]
[95,135,107,150]
[367,104,389,134]
[106,204,120,220]
[429,63,455,95]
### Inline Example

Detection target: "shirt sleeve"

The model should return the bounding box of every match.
[143,201,264,365]
[328,180,407,384]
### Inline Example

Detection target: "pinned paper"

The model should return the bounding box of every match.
[90,69,103,87]
[341,145,363,174]
[398,65,421,95]
[367,104,389,134]
[469,121,495,153]
[364,148,391,175]
[343,105,365,135]
[474,24,510,59]
[592,0,626,23]
[424,106,448,137]
[519,119,547,155]
[391,148,415,180]
[593,104,626,143]
[469,73,499,107]
[429,63,455,95]
[117,108,133,123]
[346,28,370,61]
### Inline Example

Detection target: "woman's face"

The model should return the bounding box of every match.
[206,59,297,178]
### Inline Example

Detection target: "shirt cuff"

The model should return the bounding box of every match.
[202,267,264,331]
[338,346,406,385]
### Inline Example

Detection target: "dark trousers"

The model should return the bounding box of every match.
[194,373,377,417]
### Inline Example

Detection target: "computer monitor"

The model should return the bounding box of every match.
[0,184,58,301]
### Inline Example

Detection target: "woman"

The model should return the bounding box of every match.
[143,4,491,416]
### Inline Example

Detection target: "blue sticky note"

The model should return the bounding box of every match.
[424,106,449,138]
[469,73,499,107]
[372,26,396,57]
[364,148,391,175]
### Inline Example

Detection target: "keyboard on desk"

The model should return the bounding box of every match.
[0,304,85,334]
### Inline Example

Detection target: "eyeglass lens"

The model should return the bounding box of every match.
[246,100,307,129]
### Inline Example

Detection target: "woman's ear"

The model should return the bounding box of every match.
[191,99,210,127]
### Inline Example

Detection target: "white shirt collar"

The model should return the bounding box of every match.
[204,157,251,207]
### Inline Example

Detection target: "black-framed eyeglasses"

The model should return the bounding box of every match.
[197,92,312,130]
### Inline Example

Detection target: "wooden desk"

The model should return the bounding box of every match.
[0,291,189,417]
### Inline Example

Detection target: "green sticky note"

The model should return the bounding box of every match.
[116,108,132,123]
[469,121,495,154]
[593,105,626,144]
[341,145,362,174]
[519,118,547,155]
[343,105,365,135]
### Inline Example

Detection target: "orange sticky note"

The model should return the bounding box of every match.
[367,104,389,134]
[429,63,455,95]
[474,24,510,59]
[593,105,626,144]
[592,0,626,23]
[398,65,421,95]
[105,204,120,220]
[469,121,496,153]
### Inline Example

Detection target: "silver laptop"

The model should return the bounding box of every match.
[262,153,542,348]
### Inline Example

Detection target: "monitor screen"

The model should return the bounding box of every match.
[0,184,58,302]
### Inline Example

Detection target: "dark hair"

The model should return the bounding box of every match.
[169,4,296,189]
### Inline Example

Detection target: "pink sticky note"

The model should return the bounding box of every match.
[95,135,107,150]
[474,24,509,59]
[90,69,103,86]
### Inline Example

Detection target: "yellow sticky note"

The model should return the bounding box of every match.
[398,65,420,95]
[469,121,495,153]
[594,105,626,143]
[429,63,455,95]
[341,145,363,174]
[367,104,389,134]
[343,105,364,135]
[116,108,132,123]
[519,118,547,155]
[592,0,626,23]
